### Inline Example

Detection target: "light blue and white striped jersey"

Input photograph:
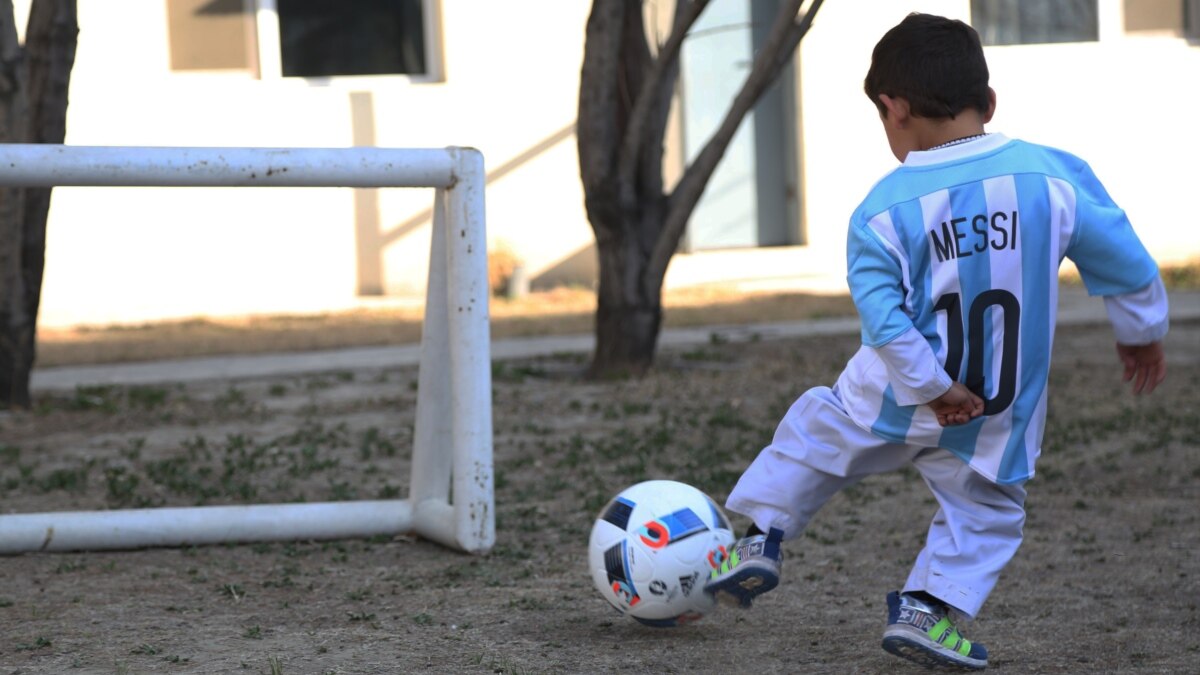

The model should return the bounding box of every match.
[837,134,1161,484]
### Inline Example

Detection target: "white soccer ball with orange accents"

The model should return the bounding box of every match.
[587,480,736,626]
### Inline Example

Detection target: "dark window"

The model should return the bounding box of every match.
[277,0,429,77]
[970,0,1099,45]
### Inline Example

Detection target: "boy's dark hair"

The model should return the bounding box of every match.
[864,13,990,119]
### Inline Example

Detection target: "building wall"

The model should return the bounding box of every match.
[667,0,1200,293]
[32,0,594,327]
[19,1,1200,327]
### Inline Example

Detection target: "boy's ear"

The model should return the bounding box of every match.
[878,94,910,127]
[983,87,997,123]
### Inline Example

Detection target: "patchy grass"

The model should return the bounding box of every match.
[3,290,1197,672]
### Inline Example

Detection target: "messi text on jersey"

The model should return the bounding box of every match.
[929,211,1018,263]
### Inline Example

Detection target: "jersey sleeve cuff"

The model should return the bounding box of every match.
[872,326,955,406]
[1104,276,1170,345]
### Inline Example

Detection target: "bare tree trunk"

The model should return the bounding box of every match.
[578,0,823,378]
[590,201,667,377]
[0,0,77,409]
[0,0,32,408]
[579,0,692,377]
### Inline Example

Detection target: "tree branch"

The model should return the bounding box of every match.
[646,0,824,292]
[22,0,77,328]
[25,0,77,144]
[0,0,25,138]
[577,0,626,201]
[614,0,708,208]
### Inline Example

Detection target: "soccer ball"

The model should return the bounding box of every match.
[588,480,736,627]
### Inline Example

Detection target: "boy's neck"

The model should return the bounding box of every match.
[914,114,988,152]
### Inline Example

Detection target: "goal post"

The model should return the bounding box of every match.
[0,144,495,555]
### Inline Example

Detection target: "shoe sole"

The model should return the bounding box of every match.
[881,634,987,671]
[704,562,779,609]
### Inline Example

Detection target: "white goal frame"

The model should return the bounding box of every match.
[0,144,494,555]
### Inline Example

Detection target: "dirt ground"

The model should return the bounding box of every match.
[1,318,1197,674]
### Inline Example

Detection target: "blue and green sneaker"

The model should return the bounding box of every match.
[882,591,988,670]
[702,529,782,608]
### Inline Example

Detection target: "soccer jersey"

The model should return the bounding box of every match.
[837,134,1163,484]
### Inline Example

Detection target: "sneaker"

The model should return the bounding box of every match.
[703,530,782,608]
[881,591,988,670]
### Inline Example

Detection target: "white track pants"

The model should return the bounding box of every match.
[725,386,1026,618]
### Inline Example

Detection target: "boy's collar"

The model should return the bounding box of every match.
[903,133,1011,166]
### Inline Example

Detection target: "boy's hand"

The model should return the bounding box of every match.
[1116,342,1166,394]
[928,382,985,427]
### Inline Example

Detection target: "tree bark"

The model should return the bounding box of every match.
[0,0,32,408]
[0,0,77,409]
[579,0,688,377]
[578,0,823,378]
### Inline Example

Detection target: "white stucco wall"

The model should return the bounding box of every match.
[29,0,593,327]
[15,1,1200,327]
[987,36,1200,268]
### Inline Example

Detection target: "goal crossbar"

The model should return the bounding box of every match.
[0,144,495,555]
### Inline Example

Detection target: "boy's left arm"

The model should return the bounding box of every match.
[874,328,984,425]
[1066,159,1169,394]
[847,219,981,424]
[1104,276,1169,394]
[926,382,985,426]
[1116,342,1166,394]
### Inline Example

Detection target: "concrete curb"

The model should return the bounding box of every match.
[30,289,1200,391]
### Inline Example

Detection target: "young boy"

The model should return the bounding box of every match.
[704,13,1169,671]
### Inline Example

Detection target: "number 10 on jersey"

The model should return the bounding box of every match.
[933,290,1020,415]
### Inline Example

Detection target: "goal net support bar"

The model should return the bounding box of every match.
[0,145,495,555]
